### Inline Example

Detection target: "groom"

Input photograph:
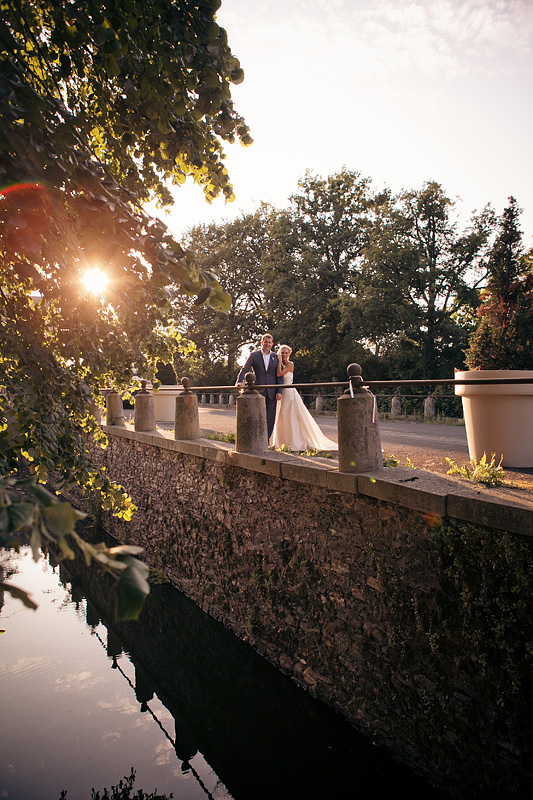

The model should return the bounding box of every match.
[236,333,283,439]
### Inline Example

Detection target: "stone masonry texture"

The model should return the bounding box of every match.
[77,433,533,799]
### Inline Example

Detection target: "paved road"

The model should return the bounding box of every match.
[195,407,469,475]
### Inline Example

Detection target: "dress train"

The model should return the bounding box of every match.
[271,372,337,451]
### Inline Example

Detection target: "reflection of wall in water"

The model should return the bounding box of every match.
[59,549,438,800]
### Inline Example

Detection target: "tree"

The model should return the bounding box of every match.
[0,0,248,615]
[177,209,271,382]
[465,198,533,369]
[356,182,494,378]
[155,361,178,385]
[263,169,382,380]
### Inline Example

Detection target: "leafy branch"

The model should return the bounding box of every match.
[0,476,148,619]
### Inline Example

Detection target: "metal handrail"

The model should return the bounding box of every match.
[180,377,533,392]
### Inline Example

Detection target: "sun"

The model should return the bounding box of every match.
[82,268,108,295]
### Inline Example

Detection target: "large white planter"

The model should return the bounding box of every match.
[151,385,181,423]
[455,370,533,467]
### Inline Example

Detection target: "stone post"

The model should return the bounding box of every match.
[315,395,324,412]
[337,364,382,473]
[134,381,156,432]
[174,378,200,440]
[424,392,435,421]
[201,393,207,405]
[210,393,217,405]
[218,393,225,405]
[105,389,126,427]
[391,393,402,417]
[235,373,268,453]
[228,393,235,406]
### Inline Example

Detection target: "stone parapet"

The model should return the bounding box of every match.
[102,425,533,535]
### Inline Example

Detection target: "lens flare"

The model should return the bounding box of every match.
[82,268,108,295]
[0,182,46,198]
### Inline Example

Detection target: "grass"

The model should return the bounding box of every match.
[379,412,465,426]
[269,444,335,458]
[203,431,236,444]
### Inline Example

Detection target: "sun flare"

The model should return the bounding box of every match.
[82,268,108,295]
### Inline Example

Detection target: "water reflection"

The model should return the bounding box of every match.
[0,540,445,800]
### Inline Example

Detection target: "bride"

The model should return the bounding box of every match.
[271,345,338,452]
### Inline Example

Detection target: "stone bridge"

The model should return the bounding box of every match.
[77,407,533,799]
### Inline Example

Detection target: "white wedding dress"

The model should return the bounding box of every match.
[271,372,338,452]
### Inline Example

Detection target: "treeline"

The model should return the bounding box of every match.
[167,169,531,388]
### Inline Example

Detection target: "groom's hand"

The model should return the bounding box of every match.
[276,393,282,401]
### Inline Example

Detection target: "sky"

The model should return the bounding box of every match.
[151,0,533,244]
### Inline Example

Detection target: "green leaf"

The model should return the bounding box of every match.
[194,286,211,305]
[115,554,150,620]
[206,286,232,313]
[0,582,38,610]
[167,239,185,256]
[31,484,57,507]
[0,506,10,532]
[108,544,144,556]
[7,502,35,532]
[42,502,87,537]
[58,54,71,79]
[230,67,244,84]
[58,536,76,560]
[106,56,120,78]
[0,530,20,549]
[0,20,19,51]
[30,520,41,562]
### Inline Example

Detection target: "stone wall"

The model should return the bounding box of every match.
[82,427,533,799]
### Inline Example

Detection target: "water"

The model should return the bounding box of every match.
[0,544,444,800]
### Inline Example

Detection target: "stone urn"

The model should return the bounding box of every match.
[455,370,533,467]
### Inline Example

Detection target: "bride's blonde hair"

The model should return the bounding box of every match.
[277,344,292,356]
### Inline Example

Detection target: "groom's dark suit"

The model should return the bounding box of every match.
[236,349,283,438]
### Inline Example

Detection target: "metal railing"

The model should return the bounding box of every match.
[179,375,533,393]
[178,368,533,419]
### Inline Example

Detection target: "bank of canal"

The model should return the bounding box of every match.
[0,543,445,800]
